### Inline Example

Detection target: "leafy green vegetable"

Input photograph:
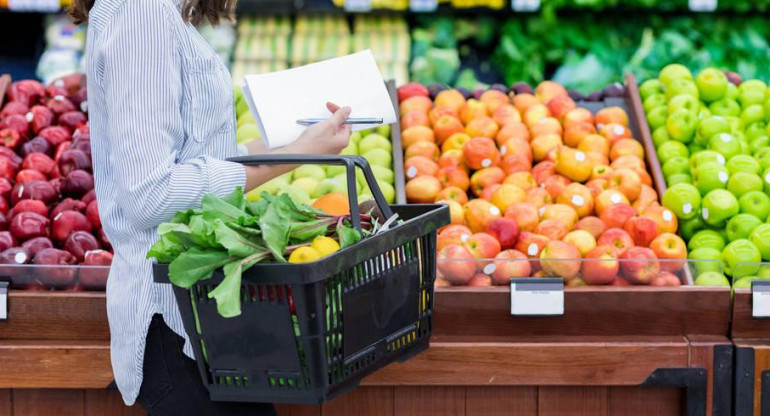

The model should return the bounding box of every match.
[168,248,235,288]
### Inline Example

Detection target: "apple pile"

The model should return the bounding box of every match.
[0,75,113,290]
[643,64,770,287]
[397,81,686,287]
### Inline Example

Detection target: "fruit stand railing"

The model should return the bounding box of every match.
[732,279,770,416]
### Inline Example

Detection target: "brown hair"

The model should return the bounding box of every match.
[69,0,236,26]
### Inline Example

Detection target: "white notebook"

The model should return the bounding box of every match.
[241,50,397,149]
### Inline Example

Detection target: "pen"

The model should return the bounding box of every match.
[296,117,383,126]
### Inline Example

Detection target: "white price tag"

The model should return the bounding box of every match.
[0,282,7,321]
[512,0,540,11]
[410,0,438,11]
[752,280,770,318]
[688,0,717,12]
[510,278,564,316]
[344,0,372,12]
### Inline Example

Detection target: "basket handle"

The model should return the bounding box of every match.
[227,154,395,233]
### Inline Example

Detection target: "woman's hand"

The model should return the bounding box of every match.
[290,102,352,155]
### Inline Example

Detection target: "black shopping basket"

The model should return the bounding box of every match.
[154,154,450,404]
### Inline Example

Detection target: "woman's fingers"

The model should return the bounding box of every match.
[326,102,341,113]
[329,106,352,128]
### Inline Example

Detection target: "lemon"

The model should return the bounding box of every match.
[288,246,321,263]
[311,236,340,258]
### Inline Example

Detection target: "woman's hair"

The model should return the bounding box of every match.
[69,0,236,26]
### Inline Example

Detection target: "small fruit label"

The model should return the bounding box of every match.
[482,159,492,168]
[702,207,709,219]
[81,101,88,113]
[17,186,23,200]
[344,0,372,11]
[610,193,622,204]
[571,195,584,206]
[719,133,732,143]
[717,154,726,165]
[765,172,770,184]
[575,151,586,162]
[25,112,33,122]
[14,252,27,264]
[527,243,538,256]
[613,125,625,135]
[54,95,65,102]
[663,210,673,222]
[483,264,496,275]
[688,0,717,12]
[407,166,418,178]
[539,207,546,217]
[490,206,501,216]
[409,0,438,12]
[718,172,728,183]
[683,203,693,215]
[500,146,507,156]
[512,0,541,12]
[461,234,470,243]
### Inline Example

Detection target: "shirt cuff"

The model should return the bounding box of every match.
[236,144,249,157]
[205,157,247,197]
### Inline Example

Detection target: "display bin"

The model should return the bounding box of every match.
[732,268,770,416]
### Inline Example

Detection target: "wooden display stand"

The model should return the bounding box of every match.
[732,288,770,416]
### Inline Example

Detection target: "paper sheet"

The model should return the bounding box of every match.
[241,50,397,149]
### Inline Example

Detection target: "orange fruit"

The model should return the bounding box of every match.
[312,192,350,215]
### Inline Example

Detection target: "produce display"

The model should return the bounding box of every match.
[397,80,686,287]
[148,187,383,317]
[0,74,112,290]
[643,64,770,288]
[35,15,86,85]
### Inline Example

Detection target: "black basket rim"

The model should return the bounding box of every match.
[153,203,448,285]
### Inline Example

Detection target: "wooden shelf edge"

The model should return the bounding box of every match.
[0,341,112,389]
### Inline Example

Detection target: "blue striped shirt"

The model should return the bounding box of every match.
[85,0,246,405]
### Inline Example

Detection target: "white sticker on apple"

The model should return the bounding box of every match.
[482,159,492,168]
[610,193,622,204]
[14,252,27,264]
[528,243,538,256]
[597,123,605,131]
[572,195,584,206]
[539,207,546,217]
[717,154,725,165]
[683,203,692,215]
[483,264,496,275]
[614,125,625,135]
[702,207,709,219]
[663,210,673,222]
[54,95,65,102]
[25,112,34,122]
[500,146,507,156]
[575,151,586,162]
[461,234,470,243]
[765,172,770,184]
[718,172,728,183]
[407,166,418,178]
[719,133,732,143]
[490,206,501,216]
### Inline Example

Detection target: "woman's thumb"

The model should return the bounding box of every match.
[331,106,352,126]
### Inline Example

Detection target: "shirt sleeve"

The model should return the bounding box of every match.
[100,0,246,231]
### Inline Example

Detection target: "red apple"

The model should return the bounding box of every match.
[486,217,520,250]
[468,273,493,287]
[437,225,473,251]
[581,245,619,285]
[597,228,635,256]
[490,249,531,284]
[623,215,659,248]
[599,203,636,230]
[648,233,687,272]
[437,244,476,285]
[463,232,502,268]
[650,271,681,286]
[539,240,581,280]
[619,247,660,285]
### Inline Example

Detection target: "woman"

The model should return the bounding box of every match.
[69,0,351,414]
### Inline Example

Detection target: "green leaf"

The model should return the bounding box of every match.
[258,202,290,262]
[157,223,199,248]
[168,248,236,289]
[171,208,200,224]
[290,218,331,243]
[338,222,361,248]
[147,234,185,263]
[221,187,246,210]
[209,252,267,317]
[189,215,220,248]
[201,193,249,222]
[213,220,265,257]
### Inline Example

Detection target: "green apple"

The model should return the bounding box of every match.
[762,168,770,194]
[662,183,701,220]
[739,191,770,220]
[235,98,249,117]
[745,122,768,142]
[376,180,396,204]
[733,276,758,290]
[662,157,691,177]
[333,173,363,194]
[694,271,731,286]
[644,94,667,113]
[694,162,729,195]
[237,112,255,127]
[349,131,362,143]
[292,165,327,182]
[764,99,770,123]
[709,99,741,117]
[666,79,699,100]
[722,239,761,277]
[358,134,392,155]
[688,143,706,155]
[725,116,742,134]
[727,172,763,198]
[758,265,770,279]
[315,177,346,196]
[739,139,751,156]
[739,79,767,107]
[233,85,243,104]
[751,136,770,153]
[647,107,668,130]
[666,109,697,143]
[689,229,726,251]
[659,64,693,87]
[292,177,319,197]
[280,185,311,206]
[727,213,763,241]
[692,150,726,170]
[741,104,766,127]
[727,83,740,100]
[701,189,739,226]
[726,155,761,175]
[376,124,391,137]
[668,94,699,114]
[680,216,706,241]
[750,223,770,260]
[657,141,689,165]
[697,106,712,120]
[708,133,742,160]
[697,117,731,144]
[325,165,345,177]
[362,148,392,168]
[652,127,671,149]
[667,173,692,186]
[236,123,260,144]
[370,165,394,184]
[246,176,290,201]
[340,142,359,156]
[639,79,664,99]
[696,68,729,102]
[689,247,724,275]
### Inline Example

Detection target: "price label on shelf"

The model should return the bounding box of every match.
[410,0,438,12]
[510,278,563,316]
[7,0,60,11]
[344,0,372,12]
[0,281,7,321]
[511,0,539,11]
[688,0,717,12]
[753,280,770,318]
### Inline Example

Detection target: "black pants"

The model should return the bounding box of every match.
[136,314,277,416]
